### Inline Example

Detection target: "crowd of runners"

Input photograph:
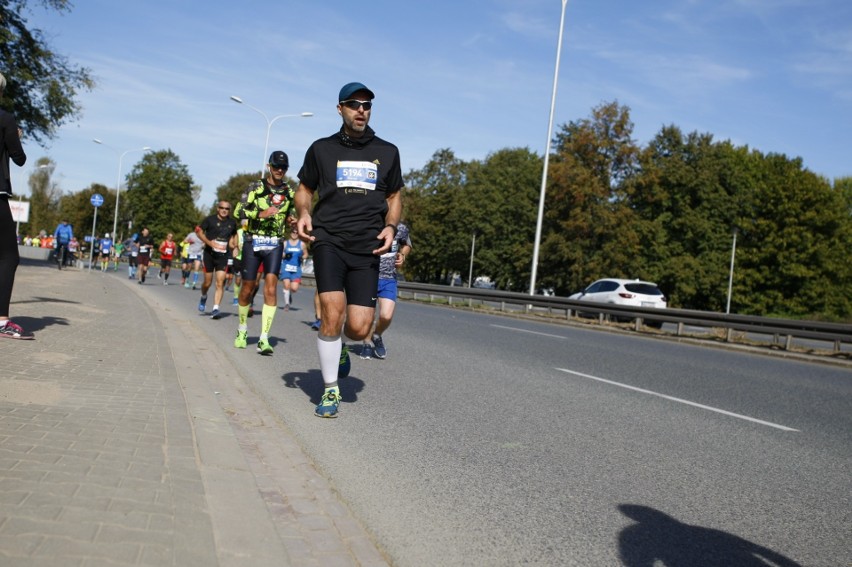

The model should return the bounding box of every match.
[6,81,412,420]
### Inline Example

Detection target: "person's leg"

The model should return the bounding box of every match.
[235,270,256,347]
[371,296,397,359]
[281,278,291,308]
[0,199,21,321]
[232,268,242,304]
[212,269,227,313]
[318,290,348,379]
[192,259,201,289]
[311,289,322,329]
[137,257,149,283]
[257,273,279,354]
[199,253,214,311]
[313,244,352,417]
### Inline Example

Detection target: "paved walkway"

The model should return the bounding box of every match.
[0,260,390,566]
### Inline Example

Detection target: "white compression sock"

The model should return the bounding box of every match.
[317,335,342,386]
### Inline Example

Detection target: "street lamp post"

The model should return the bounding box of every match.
[229,96,313,173]
[93,140,151,243]
[468,231,477,288]
[726,227,738,314]
[529,0,569,296]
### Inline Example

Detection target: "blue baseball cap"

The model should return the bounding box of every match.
[339,82,375,102]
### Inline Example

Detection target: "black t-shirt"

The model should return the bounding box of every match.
[136,234,155,256]
[298,128,403,254]
[199,214,237,252]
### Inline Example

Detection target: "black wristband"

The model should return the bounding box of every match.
[385,223,398,237]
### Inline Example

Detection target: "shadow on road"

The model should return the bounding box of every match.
[3,314,70,334]
[281,369,365,405]
[617,504,802,566]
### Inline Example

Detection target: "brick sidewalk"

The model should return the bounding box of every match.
[0,261,389,566]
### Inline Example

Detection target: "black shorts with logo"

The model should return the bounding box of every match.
[240,236,283,281]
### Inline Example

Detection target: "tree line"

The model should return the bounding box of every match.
[402,102,851,322]
[19,101,851,322]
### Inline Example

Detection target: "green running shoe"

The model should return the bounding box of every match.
[338,344,351,378]
[315,387,340,418]
[234,330,247,349]
[257,338,273,356]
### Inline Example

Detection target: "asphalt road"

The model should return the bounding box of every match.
[132,271,851,566]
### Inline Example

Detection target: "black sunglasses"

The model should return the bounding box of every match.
[340,99,373,111]
[218,206,231,211]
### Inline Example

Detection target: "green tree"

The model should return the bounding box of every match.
[629,127,754,309]
[403,148,470,283]
[20,156,60,236]
[0,0,94,144]
[124,150,200,242]
[57,182,112,246]
[835,176,852,215]
[736,155,852,319]
[212,172,259,216]
[540,101,643,295]
[458,148,542,290]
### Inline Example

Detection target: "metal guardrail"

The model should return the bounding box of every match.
[391,281,851,354]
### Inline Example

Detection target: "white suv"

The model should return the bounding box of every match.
[569,279,667,309]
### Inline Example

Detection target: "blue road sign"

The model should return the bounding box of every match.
[90,193,104,207]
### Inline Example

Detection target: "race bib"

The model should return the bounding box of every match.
[252,235,279,251]
[284,263,298,272]
[337,160,378,190]
[164,246,174,255]
[139,246,149,254]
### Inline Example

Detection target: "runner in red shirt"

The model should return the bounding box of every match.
[158,233,177,286]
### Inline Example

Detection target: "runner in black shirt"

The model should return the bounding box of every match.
[195,201,238,319]
[135,228,155,285]
[296,82,403,418]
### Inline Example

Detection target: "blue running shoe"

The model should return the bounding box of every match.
[360,343,373,359]
[372,335,387,359]
[338,344,351,378]
[232,297,238,305]
[210,308,221,319]
[198,296,207,312]
[310,319,321,331]
[315,387,340,418]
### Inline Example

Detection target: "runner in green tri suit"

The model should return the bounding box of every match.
[232,151,296,355]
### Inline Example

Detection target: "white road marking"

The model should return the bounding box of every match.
[556,368,799,432]
[490,324,567,339]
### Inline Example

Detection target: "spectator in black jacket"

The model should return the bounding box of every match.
[0,71,31,339]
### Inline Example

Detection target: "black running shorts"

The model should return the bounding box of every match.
[312,241,379,308]
[240,238,283,281]
[203,249,229,273]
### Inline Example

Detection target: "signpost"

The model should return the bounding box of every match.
[88,194,104,271]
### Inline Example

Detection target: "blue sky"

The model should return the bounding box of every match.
[17,0,852,209]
